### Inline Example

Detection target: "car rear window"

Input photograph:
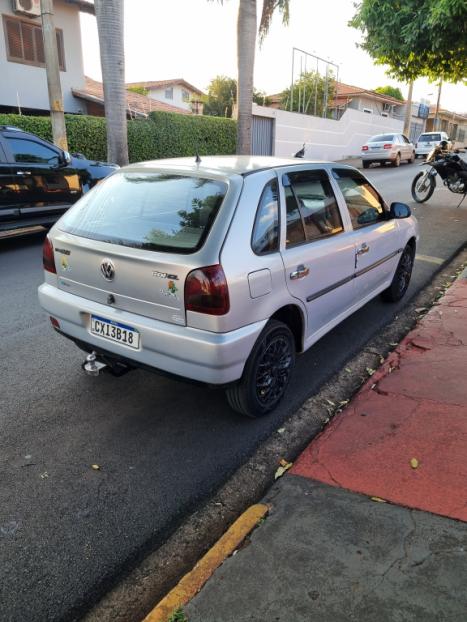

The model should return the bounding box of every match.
[58,172,228,253]
[419,134,441,142]
[369,134,395,142]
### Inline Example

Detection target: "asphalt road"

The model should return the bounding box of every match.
[1,162,466,622]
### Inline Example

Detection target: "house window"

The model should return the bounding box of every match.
[165,87,173,99]
[3,15,65,71]
[182,89,190,103]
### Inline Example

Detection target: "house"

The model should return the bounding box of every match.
[0,1,192,119]
[266,82,406,121]
[329,82,406,119]
[72,76,192,118]
[126,79,205,115]
[425,107,467,146]
[0,0,93,114]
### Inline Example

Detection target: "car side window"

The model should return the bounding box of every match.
[332,168,387,229]
[284,169,343,247]
[402,135,410,144]
[6,137,60,165]
[251,179,280,255]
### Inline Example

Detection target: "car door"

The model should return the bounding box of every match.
[331,168,401,302]
[3,132,81,216]
[279,167,356,342]
[401,134,412,159]
[0,138,21,228]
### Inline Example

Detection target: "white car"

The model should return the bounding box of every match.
[38,157,419,418]
[415,132,452,158]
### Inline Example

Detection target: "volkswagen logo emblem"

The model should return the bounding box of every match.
[100,258,115,281]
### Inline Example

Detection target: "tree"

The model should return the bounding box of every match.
[279,71,335,117]
[213,1,289,153]
[350,0,467,83]
[204,75,237,117]
[127,86,149,96]
[203,75,271,117]
[94,0,129,166]
[374,85,404,101]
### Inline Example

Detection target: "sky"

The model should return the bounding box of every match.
[80,0,466,114]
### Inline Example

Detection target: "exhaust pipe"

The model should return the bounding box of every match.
[83,351,107,376]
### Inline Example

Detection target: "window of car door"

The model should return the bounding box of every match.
[251,179,279,255]
[331,168,387,229]
[6,137,60,166]
[284,169,344,247]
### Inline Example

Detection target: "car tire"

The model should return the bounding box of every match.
[362,161,370,169]
[225,320,295,418]
[381,244,415,303]
[392,153,401,167]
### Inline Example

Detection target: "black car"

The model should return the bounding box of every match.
[0,126,118,234]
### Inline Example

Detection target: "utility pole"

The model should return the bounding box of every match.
[403,81,414,137]
[434,80,443,131]
[41,0,68,151]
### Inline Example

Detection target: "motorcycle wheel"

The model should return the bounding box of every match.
[411,171,435,203]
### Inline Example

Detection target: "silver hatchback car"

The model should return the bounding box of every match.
[39,156,419,417]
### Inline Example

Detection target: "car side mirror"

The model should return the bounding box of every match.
[61,150,72,166]
[390,202,411,219]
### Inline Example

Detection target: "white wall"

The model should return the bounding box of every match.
[148,85,192,111]
[0,0,85,113]
[253,103,404,160]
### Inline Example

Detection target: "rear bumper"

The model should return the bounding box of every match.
[361,151,398,162]
[38,283,266,385]
[415,147,433,156]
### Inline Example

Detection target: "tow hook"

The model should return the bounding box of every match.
[82,351,107,376]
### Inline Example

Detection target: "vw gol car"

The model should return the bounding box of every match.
[39,157,419,417]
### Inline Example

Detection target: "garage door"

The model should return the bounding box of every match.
[252,116,274,155]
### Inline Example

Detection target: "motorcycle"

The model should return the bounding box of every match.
[411,144,467,206]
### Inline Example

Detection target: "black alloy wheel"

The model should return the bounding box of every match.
[381,245,414,302]
[255,335,293,408]
[226,320,296,417]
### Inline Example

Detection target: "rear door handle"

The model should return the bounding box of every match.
[290,264,309,280]
[356,243,370,256]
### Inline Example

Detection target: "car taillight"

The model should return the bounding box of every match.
[362,145,369,151]
[185,264,230,316]
[383,143,392,149]
[42,236,56,274]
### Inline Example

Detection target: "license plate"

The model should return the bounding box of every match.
[90,315,140,349]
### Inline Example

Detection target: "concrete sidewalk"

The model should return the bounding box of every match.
[185,269,467,622]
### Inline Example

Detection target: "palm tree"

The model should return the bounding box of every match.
[215,0,289,154]
[94,0,129,166]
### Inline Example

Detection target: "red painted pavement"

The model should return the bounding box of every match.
[292,277,467,521]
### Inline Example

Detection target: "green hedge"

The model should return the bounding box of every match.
[0,111,236,163]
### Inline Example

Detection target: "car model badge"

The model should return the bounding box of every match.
[100,259,115,281]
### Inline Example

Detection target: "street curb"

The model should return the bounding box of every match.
[141,504,269,622]
[82,247,467,622]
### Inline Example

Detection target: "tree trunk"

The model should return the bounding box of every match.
[403,81,414,137]
[236,0,256,155]
[94,0,129,166]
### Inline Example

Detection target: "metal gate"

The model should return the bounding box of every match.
[409,122,424,144]
[252,116,274,155]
